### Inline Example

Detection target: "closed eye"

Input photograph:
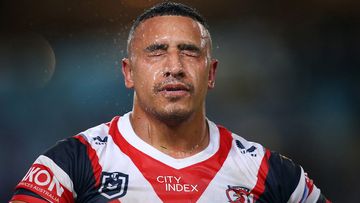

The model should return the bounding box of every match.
[181,50,200,57]
[145,44,168,52]
[145,43,168,57]
[178,44,201,57]
[148,50,166,57]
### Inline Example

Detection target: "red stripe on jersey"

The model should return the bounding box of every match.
[10,194,50,203]
[14,163,74,203]
[109,199,122,203]
[305,174,315,198]
[75,135,102,188]
[109,117,233,203]
[251,149,271,201]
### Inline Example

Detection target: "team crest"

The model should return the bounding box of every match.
[226,185,254,203]
[99,172,129,199]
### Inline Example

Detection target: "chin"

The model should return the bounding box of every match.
[153,107,193,125]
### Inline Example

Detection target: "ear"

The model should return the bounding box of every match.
[208,59,218,89]
[122,58,134,89]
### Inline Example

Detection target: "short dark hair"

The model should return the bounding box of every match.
[131,1,209,32]
[127,1,210,54]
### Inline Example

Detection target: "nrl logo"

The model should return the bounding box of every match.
[226,185,254,203]
[99,171,129,200]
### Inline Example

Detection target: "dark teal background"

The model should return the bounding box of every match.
[1,1,359,202]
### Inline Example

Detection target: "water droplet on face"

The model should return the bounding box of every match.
[139,81,145,88]
[153,69,165,82]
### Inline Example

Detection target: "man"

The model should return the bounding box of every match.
[10,2,330,203]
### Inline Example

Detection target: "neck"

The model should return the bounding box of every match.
[130,107,209,159]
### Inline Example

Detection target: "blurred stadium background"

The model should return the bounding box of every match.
[1,0,359,202]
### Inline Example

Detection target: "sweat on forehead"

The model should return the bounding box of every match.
[127,16,212,58]
[126,1,211,55]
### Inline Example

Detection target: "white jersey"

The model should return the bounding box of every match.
[11,112,329,203]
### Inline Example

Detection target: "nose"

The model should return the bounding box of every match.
[163,53,185,79]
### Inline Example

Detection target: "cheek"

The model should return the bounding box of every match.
[133,62,163,88]
[188,70,209,94]
[150,67,165,82]
[188,62,209,82]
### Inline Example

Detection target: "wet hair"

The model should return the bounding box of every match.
[127,1,210,55]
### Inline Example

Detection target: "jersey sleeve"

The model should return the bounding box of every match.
[10,136,98,203]
[265,151,331,203]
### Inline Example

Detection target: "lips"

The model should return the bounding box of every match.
[156,82,192,98]
[159,83,190,92]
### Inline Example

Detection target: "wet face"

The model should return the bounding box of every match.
[122,16,217,124]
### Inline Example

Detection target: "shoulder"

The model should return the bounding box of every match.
[225,129,299,179]
[221,128,325,202]
[42,118,114,163]
[219,126,267,162]
[229,132,300,200]
[11,116,120,203]
[74,121,112,146]
[230,132,266,157]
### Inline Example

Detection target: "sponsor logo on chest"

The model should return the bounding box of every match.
[156,175,198,192]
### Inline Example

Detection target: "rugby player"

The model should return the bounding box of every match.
[11,2,330,202]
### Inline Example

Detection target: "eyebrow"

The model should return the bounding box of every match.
[145,43,168,52]
[144,43,201,53]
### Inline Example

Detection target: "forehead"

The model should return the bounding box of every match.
[132,15,208,45]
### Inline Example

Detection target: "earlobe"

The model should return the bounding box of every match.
[208,59,218,89]
[122,58,134,88]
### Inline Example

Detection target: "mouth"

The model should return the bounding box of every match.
[157,82,191,97]
[160,83,189,91]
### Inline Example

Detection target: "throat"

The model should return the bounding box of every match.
[157,133,208,158]
[130,111,210,159]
